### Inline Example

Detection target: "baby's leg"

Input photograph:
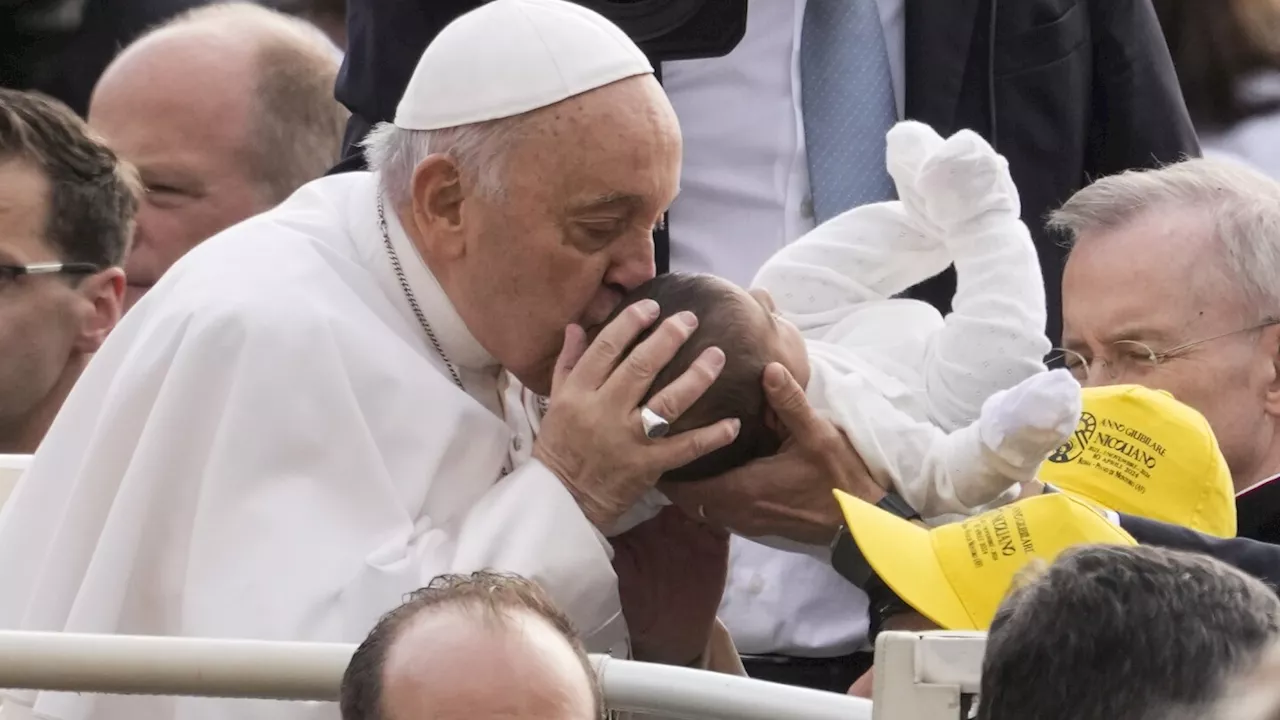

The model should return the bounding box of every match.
[751,122,956,326]
[909,130,1051,430]
[829,368,1079,518]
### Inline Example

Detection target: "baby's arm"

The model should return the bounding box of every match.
[827,367,1081,519]
[907,129,1051,431]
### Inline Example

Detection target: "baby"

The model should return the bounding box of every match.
[600,122,1080,519]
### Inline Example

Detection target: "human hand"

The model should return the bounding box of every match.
[612,506,730,666]
[663,363,887,545]
[533,300,741,531]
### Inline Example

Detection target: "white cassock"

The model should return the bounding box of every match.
[0,171,634,720]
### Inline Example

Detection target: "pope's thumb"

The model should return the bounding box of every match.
[763,363,809,428]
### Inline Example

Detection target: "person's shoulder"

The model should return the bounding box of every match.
[129,175,384,343]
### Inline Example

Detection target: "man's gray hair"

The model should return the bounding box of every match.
[977,544,1280,720]
[362,115,530,207]
[148,2,349,205]
[1048,158,1280,318]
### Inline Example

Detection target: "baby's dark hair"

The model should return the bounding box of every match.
[593,273,781,483]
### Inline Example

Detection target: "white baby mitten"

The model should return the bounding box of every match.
[978,369,1082,470]
[912,128,1022,242]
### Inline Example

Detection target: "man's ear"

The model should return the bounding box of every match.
[74,267,125,353]
[1265,324,1280,418]
[409,154,468,262]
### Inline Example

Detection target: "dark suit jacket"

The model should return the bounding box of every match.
[2,0,212,116]
[903,0,1200,344]
[1121,513,1280,589]
[331,0,1200,345]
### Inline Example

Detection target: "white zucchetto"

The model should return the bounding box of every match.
[395,0,654,131]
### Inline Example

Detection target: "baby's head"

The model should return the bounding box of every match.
[592,273,810,483]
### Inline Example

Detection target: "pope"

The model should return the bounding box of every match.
[0,2,757,719]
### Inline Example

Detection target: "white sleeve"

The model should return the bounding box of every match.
[750,202,952,332]
[823,371,1023,518]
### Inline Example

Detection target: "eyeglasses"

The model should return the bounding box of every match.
[0,262,102,287]
[1050,319,1280,382]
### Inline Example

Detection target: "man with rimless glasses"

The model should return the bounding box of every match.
[1055,158,1280,542]
[0,89,136,454]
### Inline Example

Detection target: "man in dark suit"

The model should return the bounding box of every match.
[1,0,213,116]
[329,0,1198,693]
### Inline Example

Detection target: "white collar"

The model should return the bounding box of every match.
[379,188,498,373]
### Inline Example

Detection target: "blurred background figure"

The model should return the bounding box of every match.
[340,572,603,720]
[978,545,1280,720]
[0,0,210,116]
[87,2,348,310]
[0,89,135,454]
[1154,0,1280,178]
[1214,642,1280,720]
[265,0,346,50]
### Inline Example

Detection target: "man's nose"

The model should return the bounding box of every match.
[605,234,656,291]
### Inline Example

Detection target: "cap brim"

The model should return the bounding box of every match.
[834,490,975,630]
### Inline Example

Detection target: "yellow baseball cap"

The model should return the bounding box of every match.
[833,490,1136,631]
[1037,384,1236,538]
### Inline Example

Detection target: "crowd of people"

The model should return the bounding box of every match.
[5,0,1280,719]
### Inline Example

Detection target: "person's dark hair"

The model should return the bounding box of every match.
[592,273,781,483]
[1151,0,1280,129]
[0,88,138,267]
[340,571,604,720]
[978,544,1280,720]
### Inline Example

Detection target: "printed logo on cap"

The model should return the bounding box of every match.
[1045,410,1166,496]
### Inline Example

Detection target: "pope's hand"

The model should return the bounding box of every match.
[534,299,741,531]
[613,505,729,665]
[663,363,887,545]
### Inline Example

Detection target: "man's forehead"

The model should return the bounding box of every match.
[1063,209,1235,343]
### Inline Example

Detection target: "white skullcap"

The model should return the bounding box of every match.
[394,0,654,131]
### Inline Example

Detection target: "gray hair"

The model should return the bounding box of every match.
[362,114,531,207]
[1048,158,1280,319]
[977,544,1280,720]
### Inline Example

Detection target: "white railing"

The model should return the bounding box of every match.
[0,631,873,720]
[871,631,986,720]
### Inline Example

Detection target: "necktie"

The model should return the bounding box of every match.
[801,0,898,224]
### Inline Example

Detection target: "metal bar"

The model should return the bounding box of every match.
[0,632,350,701]
[0,632,873,720]
[597,656,873,720]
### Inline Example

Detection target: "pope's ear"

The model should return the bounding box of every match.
[1264,324,1280,418]
[409,154,467,252]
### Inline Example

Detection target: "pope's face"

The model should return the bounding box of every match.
[447,76,681,395]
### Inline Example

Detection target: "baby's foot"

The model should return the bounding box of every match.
[913,129,1021,238]
[978,369,1082,471]
[885,121,947,240]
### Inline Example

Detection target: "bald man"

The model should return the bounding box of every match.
[341,572,602,720]
[89,2,349,310]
